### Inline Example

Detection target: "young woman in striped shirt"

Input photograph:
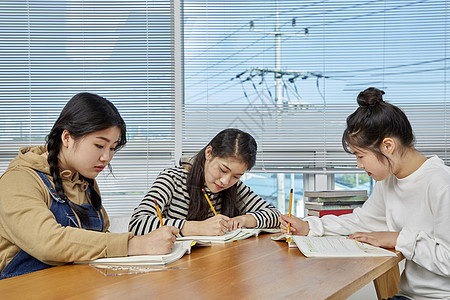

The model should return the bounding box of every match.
[129,128,280,236]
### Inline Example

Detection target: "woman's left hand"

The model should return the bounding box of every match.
[347,231,400,248]
[227,215,257,231]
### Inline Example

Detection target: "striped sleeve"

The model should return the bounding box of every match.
[236,181,281,228]
[128,168,187,235]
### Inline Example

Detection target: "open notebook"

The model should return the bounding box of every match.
[291,236,398,257]
[177,227,280,243]
[234,227,280,240]
[83,228,280,268]
[176,228,242,243]
[82,240,202,266]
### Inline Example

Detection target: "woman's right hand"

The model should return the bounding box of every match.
[127,226,179,256]
[279,214,310,236]
[181,214,230,236]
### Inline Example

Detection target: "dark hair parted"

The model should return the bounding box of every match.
[186,128,257,221]
[342,87,414,160]
[46,92,127,225]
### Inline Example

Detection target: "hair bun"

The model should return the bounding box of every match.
[357,87,385,107]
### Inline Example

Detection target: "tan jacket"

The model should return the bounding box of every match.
[0,146,132,272]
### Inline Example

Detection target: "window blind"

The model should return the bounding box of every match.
[1,0,449,216]
[0,0,176,216]
[183,0,449,170]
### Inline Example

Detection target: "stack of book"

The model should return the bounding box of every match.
[304,190,368,217]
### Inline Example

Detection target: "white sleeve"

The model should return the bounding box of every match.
[396,184,450,277]
[306,182,389,236]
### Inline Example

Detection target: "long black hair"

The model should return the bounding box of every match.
[342,87,414,162]
[46,92,127,225]
[186,128,257,221]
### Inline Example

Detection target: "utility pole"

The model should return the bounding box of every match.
[249,1,309,109]
[247,0,309,212]
[274,2,283,111]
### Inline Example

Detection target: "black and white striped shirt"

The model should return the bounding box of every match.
[129,160,281,235]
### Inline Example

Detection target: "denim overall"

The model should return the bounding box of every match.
[0,170,104,279]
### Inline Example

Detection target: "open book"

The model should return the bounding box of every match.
[291,236,397,257]
[177,228,242,243]
[177,227,280,243]
[85,228,280,267]
[234,227,280,241]
[83,240,203,266]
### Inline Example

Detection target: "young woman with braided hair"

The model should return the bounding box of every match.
[0,92,178,279]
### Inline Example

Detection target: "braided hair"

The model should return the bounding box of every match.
[46,92,126,225]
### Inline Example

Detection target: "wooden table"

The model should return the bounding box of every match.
[0,234,403,300]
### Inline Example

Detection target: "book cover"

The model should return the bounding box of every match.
[304,190,367,198]
[307,208,354,217]
[304,201,364,210]
[307,195,368,203]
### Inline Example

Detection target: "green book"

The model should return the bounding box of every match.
[304,190,367,198]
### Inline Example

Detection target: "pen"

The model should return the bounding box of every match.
[154,199,164,227]
[287,188,293,233]
[202,188,217,215]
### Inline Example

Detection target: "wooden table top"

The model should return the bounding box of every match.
[0,233,403,300]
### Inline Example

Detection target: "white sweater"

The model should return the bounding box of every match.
[305,156,450,300]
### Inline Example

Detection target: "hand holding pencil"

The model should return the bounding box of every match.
[201,189,230,235]
[182,214,230,236]
[278,188,311,236]
[279,214,311,237]
[180,189,230,236]
[128,201,179,255]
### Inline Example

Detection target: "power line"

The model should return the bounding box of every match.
[279,0,429,30]
[185,0,426,81]
[185,0,446,104]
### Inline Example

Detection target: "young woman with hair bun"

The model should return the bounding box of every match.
[279,87,450,300]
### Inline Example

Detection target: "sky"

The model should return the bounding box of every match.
[183,0,449,107]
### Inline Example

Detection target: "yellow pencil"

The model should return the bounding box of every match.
[287,188,293,233]
[202,188,217,215]
[154,199,164,227]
